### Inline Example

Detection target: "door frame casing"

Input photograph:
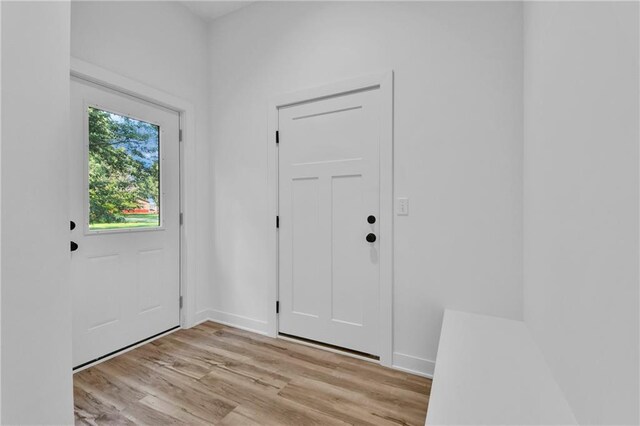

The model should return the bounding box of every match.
[267,71,394,367]
[70,57,197,328]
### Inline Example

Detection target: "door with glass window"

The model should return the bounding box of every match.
[70,78,180,368]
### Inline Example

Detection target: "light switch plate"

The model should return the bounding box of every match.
[397,197,409,215]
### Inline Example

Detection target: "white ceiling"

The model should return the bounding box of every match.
[181,1,253,22]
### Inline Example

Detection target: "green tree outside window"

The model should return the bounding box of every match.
[88,107,160,230]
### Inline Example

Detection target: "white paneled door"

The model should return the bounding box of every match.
[278,87,382,356]
[70,79,180,368]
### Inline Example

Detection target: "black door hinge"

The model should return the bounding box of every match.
[276,216,279,228]
[276,301,280,314]
[276,130,279,145]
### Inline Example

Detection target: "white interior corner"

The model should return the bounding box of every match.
[0,1,638,425]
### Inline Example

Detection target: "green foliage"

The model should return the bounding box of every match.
[88,107,159,224]
[89,214,159,230]
[139,161,160,207]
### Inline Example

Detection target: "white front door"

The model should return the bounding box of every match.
[278,87,382,356]
[70,78,180,368]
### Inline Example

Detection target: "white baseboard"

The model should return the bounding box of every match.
[190,310,435,379]
[202,308,270,336]
[192,309,212,327]
[393,352,435,378]
[185,309,211,328]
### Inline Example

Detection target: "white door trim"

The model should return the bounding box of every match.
[70,57,198,328]
[267,71,394,367]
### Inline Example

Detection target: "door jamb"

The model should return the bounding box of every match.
[69,57,197,328]
[267,71,394,367]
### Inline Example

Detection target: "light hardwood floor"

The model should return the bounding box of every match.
[74,321,431,425]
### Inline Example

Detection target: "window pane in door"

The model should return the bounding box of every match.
[88,107,160,230]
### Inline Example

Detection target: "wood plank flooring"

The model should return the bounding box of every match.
[74,321,431,425]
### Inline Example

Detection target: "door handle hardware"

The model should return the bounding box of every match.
[70,221,76,231]
[366,233,376,243]
[70,241,79,252]
[367,215,376,224]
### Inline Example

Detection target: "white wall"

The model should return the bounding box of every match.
[523,2,639,424]
[208,1,523,376]
[71,1,213,320]
[0,0,3,419]
[1,1,74,423]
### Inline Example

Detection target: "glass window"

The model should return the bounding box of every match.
[88,107,160,230]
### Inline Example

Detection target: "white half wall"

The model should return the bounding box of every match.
[70,1,213,320]
[208,1,524,376]
[1,1,74,423]
[523,2,639,424]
